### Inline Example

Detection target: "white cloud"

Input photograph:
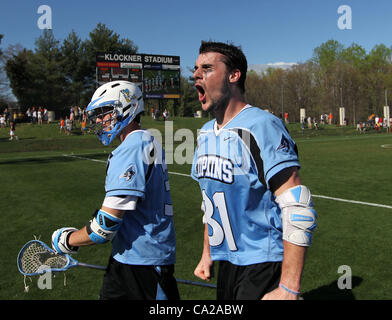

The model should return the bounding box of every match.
[248,62,297,74]
[266,62,297,67]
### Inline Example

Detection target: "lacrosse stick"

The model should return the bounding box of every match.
[17,240,106,277]
[176,278,216,289]
[17,240,216,290]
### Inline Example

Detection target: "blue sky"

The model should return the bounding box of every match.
[1,0,392,77]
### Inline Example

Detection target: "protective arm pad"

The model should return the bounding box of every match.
[275,185,317,246]
[86,209,123,244]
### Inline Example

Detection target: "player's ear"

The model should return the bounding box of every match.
[228,69,241,84]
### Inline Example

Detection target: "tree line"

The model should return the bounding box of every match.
[1,27,392,123]
[1,24,137,116]
[245,40,392,124]
[0,24,200,118]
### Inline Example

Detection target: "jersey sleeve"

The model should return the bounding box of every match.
[105,136,151,199]
[255,117,300,188]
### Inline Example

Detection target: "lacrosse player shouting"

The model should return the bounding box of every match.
[191,41,317,300]
[52,81,179,300]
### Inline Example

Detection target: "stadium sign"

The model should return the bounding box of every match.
[102,53,142,62]
[96,52,180,99]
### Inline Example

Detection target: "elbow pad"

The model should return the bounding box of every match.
[275,185,317,247]
[86,209,123,244]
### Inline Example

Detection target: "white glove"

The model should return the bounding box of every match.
[52,227,79,254]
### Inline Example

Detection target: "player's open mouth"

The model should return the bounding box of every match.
[195,84,206,103]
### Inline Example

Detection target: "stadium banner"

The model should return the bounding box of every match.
[300,108,306,123]
[96,52,180,99]
[339,107,345,126]
[384,106,390,128]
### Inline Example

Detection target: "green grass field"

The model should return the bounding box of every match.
[0,116,391,300]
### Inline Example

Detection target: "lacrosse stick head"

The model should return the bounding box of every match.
[17,240,78,276]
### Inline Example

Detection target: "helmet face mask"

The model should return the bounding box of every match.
[87,106,116,139]
[86,81,144,145]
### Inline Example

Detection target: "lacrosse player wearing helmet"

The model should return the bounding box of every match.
[51,81,179,300]
[191,41,317,300]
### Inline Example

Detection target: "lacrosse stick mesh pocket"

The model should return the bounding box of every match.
[18,241,68,275]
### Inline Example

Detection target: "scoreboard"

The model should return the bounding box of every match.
[96,53,180,99]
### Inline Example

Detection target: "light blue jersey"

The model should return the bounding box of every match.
[191,105,300,266]
[106,130,176,265]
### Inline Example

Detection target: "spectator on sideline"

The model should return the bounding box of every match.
[9,121,18,141]
[65,116,72,135]
[59,117,65,134]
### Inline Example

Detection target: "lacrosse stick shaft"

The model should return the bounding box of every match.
[175,278,217,289]
[77,262,107,270]
[73,263,217,289]
[74,261,216,289]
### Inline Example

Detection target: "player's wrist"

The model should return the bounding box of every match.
[67,229,80,248]
[63,229,79,253]
[279,282,300,296]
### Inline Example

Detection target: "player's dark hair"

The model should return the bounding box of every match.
[199,41,248,93]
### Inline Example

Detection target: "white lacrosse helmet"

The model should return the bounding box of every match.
[86,81,144,145]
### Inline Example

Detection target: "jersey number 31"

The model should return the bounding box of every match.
[202,190,238,251]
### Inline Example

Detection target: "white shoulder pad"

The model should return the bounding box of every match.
[275,184,313,208]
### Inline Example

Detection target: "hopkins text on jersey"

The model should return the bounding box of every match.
[195,155,234,184]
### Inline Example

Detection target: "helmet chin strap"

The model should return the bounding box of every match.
[110,117,116,131]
